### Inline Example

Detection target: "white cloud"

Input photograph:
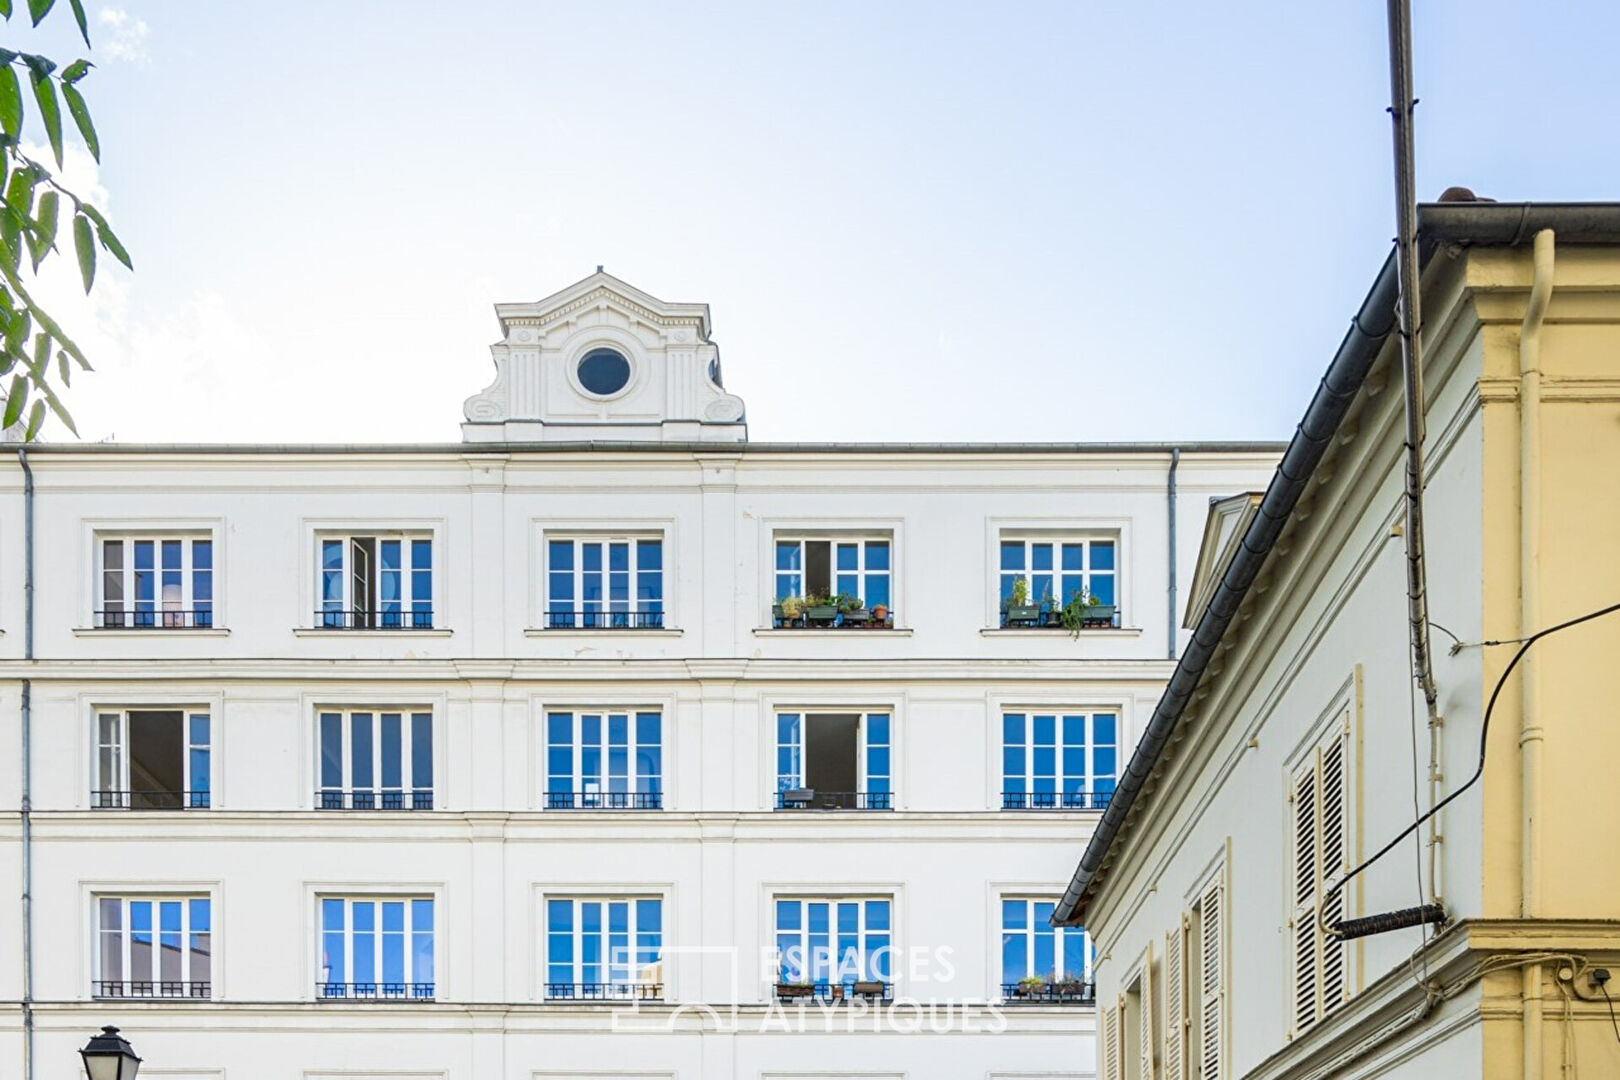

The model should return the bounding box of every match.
[97,7,151,65]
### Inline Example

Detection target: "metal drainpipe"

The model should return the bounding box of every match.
[1166,448,1180,659]
[16,447,33,1080]
[1518,228,1555,1080]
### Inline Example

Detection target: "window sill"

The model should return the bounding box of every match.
[524,627,683,638]
[73,627,231,638]
[293,628,453,638]
[978,627,1142,639]
[753,628,914,638]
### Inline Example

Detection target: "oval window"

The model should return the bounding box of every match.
[577,348,632,397]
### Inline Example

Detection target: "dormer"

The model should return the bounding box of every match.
[1182,492,1264,629]
[461,271,747,443]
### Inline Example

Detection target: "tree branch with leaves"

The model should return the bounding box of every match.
[0,0,131,439]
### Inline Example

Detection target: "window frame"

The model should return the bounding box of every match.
[93,707,212,810]
[771,894,895,993]
[92,892,214,1000]
[1182,847,1230,1080]
[760,520,905,628]
[87,523,223,631]
[542,707,664,810]
[314,707,436,811]
[772,709,892,810]
[997,895,1094,1000]
[996,532,1120,625]
[1287,706,1354,1037]
[313,530,436,629]
[542,533,666,630]
[542,895,665,1000]
[315,893,437,1001]
[999,708,1119,810]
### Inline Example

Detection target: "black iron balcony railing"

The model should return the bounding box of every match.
[94,980,211,999]
[316,790,435,810]
[774,980,892,1003]
[544,608,665,630]
[92,789,212,810]
[544,982,664,1001]
[316,981,435,1001]
[1001,790,1114,811]
[1001,981,1095,1004]
[775,790,893,811]
[95,608,214,629]
[314,609,435,630]
[998,606,1120,630]
[545,790,663,810]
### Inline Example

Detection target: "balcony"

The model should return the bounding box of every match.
[317,789,434,810]
[774,980,892,1003]
[314,609,435,630]
[775,789,892,811]
[316,981,435,1001]
[545,791,663,810]
[544,982,664,1002]
[1001,790,1113,811]
[92,789,211,810]
[771,598,895,630]
[1001,980,1095,1004]
[999,604,1119,630]
[95,608,213,629]
[544,608,665,630]
[94,980,210,999]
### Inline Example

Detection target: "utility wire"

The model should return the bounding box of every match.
[1601,982,1620,1047]
[1325,599,1620,919]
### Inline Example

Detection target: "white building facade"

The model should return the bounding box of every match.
[0,273,1279,1080]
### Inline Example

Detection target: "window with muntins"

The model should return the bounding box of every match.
[1290,720,1350,1034]
[545,536,664,629]
[775,711,890,810]
[318,534,432,629]
[998,535,1117,627]
[545,897,663,1000]
[317,709,433,810]
[318,897,434,1000]
[774,897,892,998]
[545,710,662,809]
[96,896,211,998]
[1001,711,1116,810]
[98,536,213,629]
[1000,898,1093,1002]
[95,709,210,809]
[773,535,892,626]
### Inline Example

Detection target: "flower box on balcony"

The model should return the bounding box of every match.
[776,982,814,999]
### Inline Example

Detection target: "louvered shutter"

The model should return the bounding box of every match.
[1292,757,1320,1033]
[1140,940,1156,1080]
[1320,728,1349,1011]
[1199,874,1223,1080]
[1165,922,1184,1080]
[1102,995,1121,1080]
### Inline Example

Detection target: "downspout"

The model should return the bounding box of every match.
[1518,228,1555,1080]
[17,447,34,1080]
[1166,448,1180,659]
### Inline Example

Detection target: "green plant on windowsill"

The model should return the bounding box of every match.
[803,591,839,625]
[835,592,864,615]
[1005,577,1041,626]
[1017,974,1049,997]
[777,594,807,621]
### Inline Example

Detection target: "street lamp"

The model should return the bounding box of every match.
[79,1025,141,1080]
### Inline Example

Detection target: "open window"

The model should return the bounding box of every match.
[774,711,891,810]
[772,534,894,628]
[317,533,433,629]
[94,710,211,809]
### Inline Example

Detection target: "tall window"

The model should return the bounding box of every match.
[95,896,211,998]
[546,537,664,629]
[1187,861,1227,1080]
[1001,711,1117,809]
[318,534,432,629]
[775,711,890,810]
[774,898,891,994]
[94,710,211,809]
[999,536,1116,621]
[317,709,433,810]
[1291,721,1350,1034]
[774,536,891,608]
[98,536,213,629]
[545,898,663,1000]
[1000,898,1092,1001]
[545,710,662,809]
[318,897,434,1000]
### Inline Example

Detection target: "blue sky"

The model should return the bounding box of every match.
[12,1,1619,443]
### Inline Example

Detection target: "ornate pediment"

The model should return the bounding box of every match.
[462,271,747,443]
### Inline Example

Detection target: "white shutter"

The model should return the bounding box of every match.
[1102,997,1121,1080]
[1140,941,1156,1080]
[1199,874,1223,1080]
[1320,729,1349,1010]
[1165,922,1184,1080]
[1291,757,1320,1033]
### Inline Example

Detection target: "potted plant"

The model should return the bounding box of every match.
[804,592,839,626]
[1051,973,1086,999]
[1005,578,1040,626]
[776,979,814,999]
[1016,974,1048,999]
[870,602,889,626]
[1039,586,1062,627]
[777,594,808,627]
[852,979,887,999]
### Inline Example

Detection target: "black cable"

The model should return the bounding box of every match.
[1325,599,1620,921]
[1602,983,1620,1047]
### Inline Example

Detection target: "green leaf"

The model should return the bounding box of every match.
[22,397,42,438]
[3,165,33,218]
[81,204,131,269]
[0,1,13,19]
[0,65,21,140]
[28,328,46,374]
[61,80,94,160]
[55,343,67,384]
[28,67,60,167]
[26,188,54,270]
[67,0,87,45]
[39,379,70,432]
[0,208,20,275]
[3,372,25,427]
[61,59,90,84]
[71,210,92,291]
[25,0,52,26]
